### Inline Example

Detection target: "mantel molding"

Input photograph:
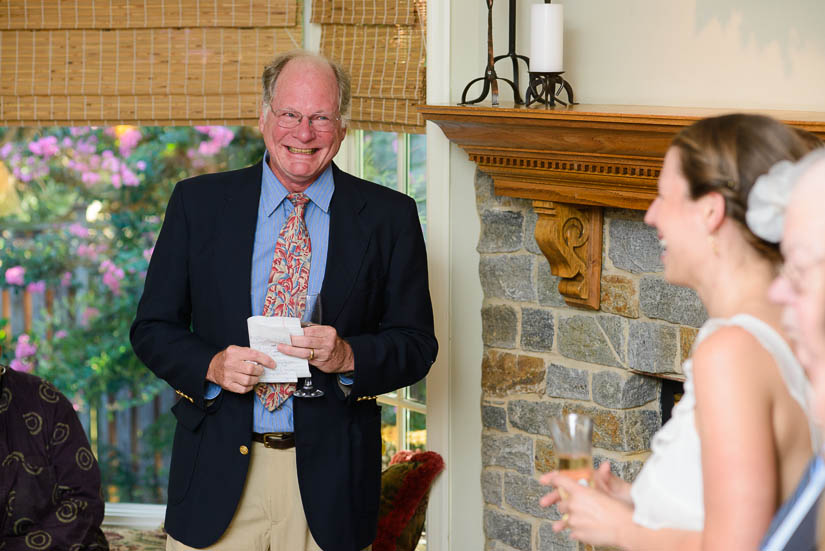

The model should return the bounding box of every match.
[419,103,825,309]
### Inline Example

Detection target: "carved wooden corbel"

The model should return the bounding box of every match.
[418,104,825,312]
[533,200,603,310]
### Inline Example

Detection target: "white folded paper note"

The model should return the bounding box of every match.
[247,315,311,383]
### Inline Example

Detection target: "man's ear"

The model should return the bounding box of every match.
[702,191,726,233]
[258,105,267,134]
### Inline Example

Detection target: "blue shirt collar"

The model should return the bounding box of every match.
[260,153,334,216]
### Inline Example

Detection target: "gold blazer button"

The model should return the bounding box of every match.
[239,445,249,455]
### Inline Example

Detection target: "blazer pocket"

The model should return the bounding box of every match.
[171,397,206,432]
[350,403,382,515]
[167,400,205,505]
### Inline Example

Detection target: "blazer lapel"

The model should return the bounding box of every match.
[322,164,369,326]
[214,163,263,339]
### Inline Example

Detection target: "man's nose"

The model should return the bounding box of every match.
[293,117,315,140]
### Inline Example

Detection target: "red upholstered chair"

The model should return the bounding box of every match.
[373,450,445,551]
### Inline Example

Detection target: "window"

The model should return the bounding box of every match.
[353,130,427,234]
[0,125,265,506]
[344,129,428,467]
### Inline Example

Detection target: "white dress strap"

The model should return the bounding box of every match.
[722,314,819,451]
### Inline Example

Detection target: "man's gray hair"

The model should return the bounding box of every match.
[261,50,351,126]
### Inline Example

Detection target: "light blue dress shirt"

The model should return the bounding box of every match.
[206,156,334,432]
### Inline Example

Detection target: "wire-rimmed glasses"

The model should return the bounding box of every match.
[268,106,340,132]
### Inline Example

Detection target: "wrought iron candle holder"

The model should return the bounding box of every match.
[525,71,578,107]
[460,0,529,106]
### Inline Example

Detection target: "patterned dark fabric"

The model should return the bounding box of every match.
[0,366,109,550]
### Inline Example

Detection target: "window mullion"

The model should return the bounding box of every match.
[355,129,365,178]
[398,406,407,453]
[396,132,407,194]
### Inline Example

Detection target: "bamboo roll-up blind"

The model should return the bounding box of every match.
[311,0,418,25]
[312,0,426,134]
[1,0,302,126]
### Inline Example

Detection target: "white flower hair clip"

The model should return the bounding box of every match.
[746,148,825,243]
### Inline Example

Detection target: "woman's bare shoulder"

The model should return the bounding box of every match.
[691,325,777,394]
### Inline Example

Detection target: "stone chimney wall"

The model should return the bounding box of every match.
[476,169,708,551]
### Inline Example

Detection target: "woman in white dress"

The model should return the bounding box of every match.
[540,114,821,550]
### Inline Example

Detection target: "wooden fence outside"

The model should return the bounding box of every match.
[1,283,174,504]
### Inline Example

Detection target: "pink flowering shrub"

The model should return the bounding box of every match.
[10,334,37,372]
[69,223,90,238]
[25,280,46,294]
[100,259,125,295]
[15,334,37,358]
[10,358,32,373]
[0,125,264,503]
[5,266,25,286]
[188,126,236,165]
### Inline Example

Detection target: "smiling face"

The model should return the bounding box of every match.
[769,163,825,417]
[258,58,347,192]
[644,148,706,287]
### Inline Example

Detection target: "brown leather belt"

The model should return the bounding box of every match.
[251,432,295,450]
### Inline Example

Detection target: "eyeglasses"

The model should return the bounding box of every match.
[778,256,825,295]
[268,106,340,132]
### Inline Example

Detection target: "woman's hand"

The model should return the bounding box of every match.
[540,471,635,548]
[591,461,633,506]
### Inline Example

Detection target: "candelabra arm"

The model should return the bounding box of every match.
[460,0,530,106]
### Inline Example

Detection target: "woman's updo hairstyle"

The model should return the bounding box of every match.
[672,113,820,265]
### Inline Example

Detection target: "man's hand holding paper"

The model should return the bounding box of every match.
[247,316,311,383]
[206,345,272,394]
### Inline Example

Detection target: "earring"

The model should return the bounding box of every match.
[709,235,719,256]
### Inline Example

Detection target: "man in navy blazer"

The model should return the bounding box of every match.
[130,51,437,551]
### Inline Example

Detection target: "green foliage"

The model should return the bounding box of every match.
[0,125,265,502]
[362,131,399,190]
[0,318,9,363]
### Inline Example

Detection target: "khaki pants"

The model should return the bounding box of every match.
[167,442,322,551]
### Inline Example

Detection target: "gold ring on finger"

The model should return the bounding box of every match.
[309,348,314,361]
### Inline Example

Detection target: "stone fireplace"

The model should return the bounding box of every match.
[475,166,701,551]
[420,104,825,551]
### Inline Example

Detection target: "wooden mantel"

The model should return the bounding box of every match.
[419,103,825,309]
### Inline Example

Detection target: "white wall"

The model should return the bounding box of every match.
[478,0,825,111]
[424,0,487,548]
[426,1,825,549]
[564,0,825,110]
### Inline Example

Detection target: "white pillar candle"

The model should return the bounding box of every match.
[530,3,564,73]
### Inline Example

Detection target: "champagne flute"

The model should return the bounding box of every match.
[549,413,594,496]
[294,293,324,398]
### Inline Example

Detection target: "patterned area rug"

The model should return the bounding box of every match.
[103,527,166,551]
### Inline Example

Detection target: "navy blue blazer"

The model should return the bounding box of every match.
[760,454,824,551]
[130,162,437,550]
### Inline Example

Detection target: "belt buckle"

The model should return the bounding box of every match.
[261,432,290,449]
